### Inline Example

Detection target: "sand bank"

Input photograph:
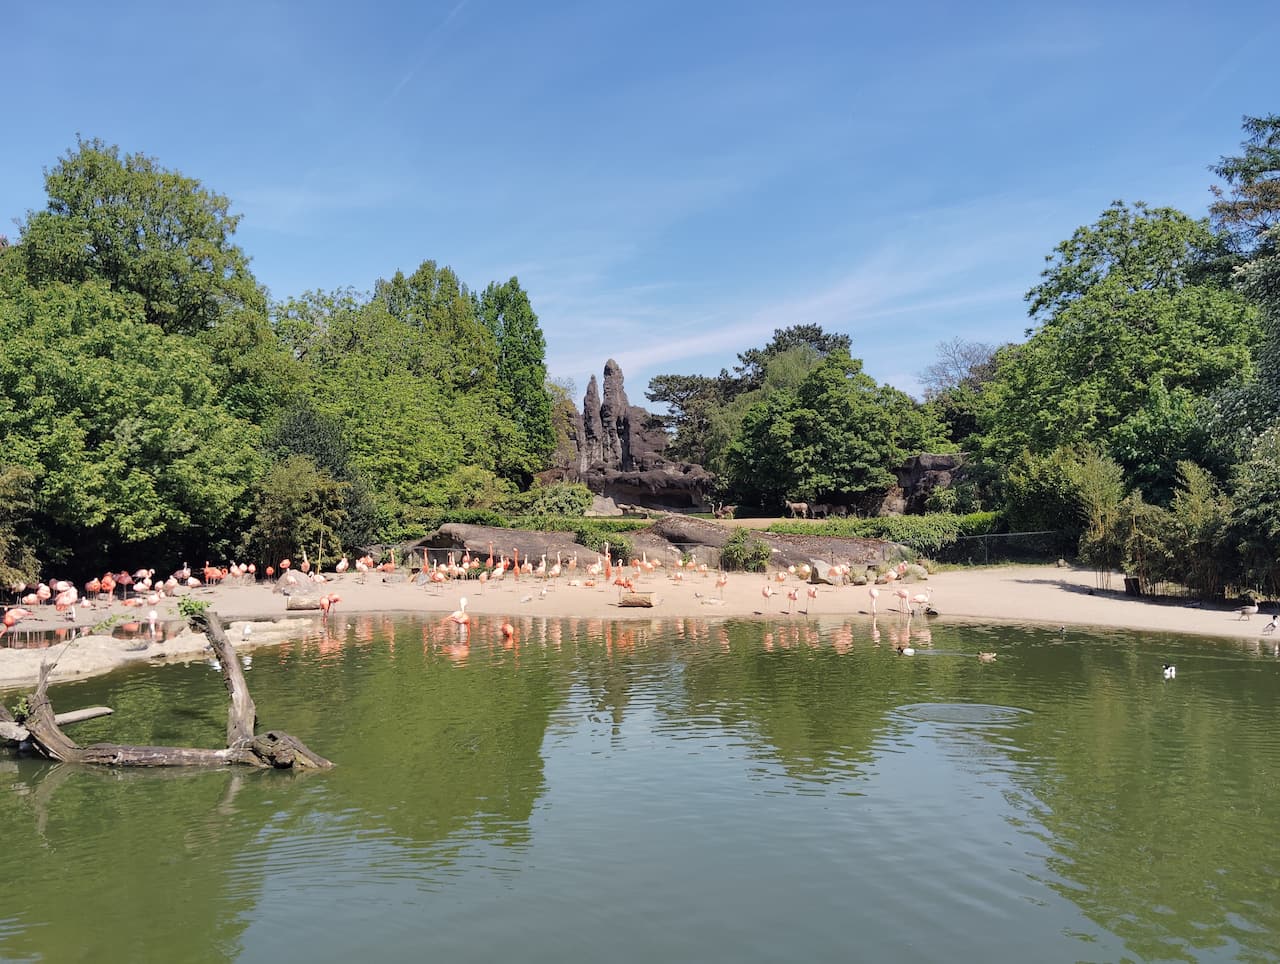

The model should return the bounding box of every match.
[2,564,1274,689]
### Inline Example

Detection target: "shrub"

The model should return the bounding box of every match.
[720,528,772,572]
[766,512,1000,554]
[573,524,633,564]
[502,482,593,516]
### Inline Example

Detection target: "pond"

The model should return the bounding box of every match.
[3,614,1279,962]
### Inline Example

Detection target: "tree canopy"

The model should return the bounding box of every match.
[18,137,265,334]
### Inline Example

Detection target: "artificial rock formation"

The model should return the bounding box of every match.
[893,454,967,515]
[552,360,714,513]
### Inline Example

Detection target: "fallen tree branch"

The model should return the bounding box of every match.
[10,607,332,769]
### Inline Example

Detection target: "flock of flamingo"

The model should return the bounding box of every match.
[1,541,940,647]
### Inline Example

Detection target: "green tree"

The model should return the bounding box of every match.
[732,324,852,392]
[1108,377,1207,503]
[647,324,850,467]
[725,351,945,510]
[978,203,1262,492]
[644,372,724,465]
[479,277,555,479]
[1210,113,1280,256]
[1025,200,1230,320]
[239,455,350,569]
[920,337,998,446]
[1163,462,1232,598]
[263,402,382,551]
[375,261,498,394]
[1226,425,1280,597]
[0,277,261,571]
[16,137,265,335]
[0,465,39,585]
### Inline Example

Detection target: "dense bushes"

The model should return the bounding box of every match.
[767,512,999,554]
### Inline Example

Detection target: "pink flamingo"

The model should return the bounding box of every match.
[448,596,470,628]
[761,584,775,611]
[803,586,818,614]
[868,586,879,615]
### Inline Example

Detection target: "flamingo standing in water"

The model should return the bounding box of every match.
[868,586,880,615]
[803,586,818,614]
[448,597,470,627]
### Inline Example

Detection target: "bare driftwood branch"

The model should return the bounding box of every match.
[11,609,332,769]
[1,706,112,744]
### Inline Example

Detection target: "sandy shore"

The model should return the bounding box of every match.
[2,564,1275,688]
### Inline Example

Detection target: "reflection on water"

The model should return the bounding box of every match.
[3,614,1280,962]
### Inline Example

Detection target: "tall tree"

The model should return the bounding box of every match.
[1025,201,1231,320]
[646,324,849,467]
[479,277,555,479]
[920,337,999,446]
[725,351,946,510]
[732,323,852,392]
[0,465,39,585]
[1210,114,1280,256]
[977,202,1262,495]
[0,277,261,571]
[16,137,265,334]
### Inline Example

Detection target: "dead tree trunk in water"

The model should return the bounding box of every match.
[9,609,332,769]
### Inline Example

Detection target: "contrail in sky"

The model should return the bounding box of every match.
[389,0,474,100]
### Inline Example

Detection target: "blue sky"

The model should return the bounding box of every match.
[4,1,1276,402]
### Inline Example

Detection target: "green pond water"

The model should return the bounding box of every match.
[3,613,1280,963]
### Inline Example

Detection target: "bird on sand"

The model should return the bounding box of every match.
[1262,614,1278,636]
[1237,601,1260,620]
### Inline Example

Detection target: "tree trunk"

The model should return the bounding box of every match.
[10,609,332,770]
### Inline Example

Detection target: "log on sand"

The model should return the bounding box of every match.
[8,609,332,770]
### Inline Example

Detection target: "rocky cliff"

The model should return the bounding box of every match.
[548,359,714,512]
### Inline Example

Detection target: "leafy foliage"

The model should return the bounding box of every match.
[18,137,264,334]
[977,202,1262,496]
[1226,426,1280,597]
[768,512,999,554]
[238,455,350,569]
[719,528,772,572]
[1210,113,1280,255]
[725,350,948,510]
[501,482,593,517]
[0,276,261,570]
[0,465,39,585]
[480,278,556,480]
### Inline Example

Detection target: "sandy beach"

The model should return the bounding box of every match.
[1,563,1275,688]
